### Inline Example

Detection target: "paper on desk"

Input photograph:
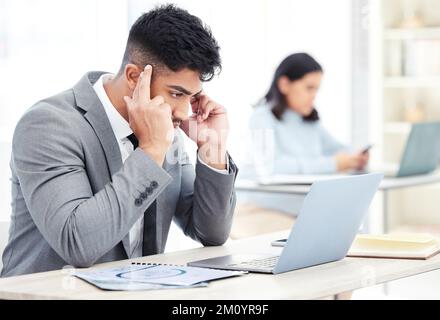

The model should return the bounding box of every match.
[73,264,245,290]
[74,271,207,291]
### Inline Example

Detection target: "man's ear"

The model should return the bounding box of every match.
[277,76,290,95]
[124,64,142,90]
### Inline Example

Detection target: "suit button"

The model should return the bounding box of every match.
[140,192,148,200]
[150,181,158,189]
[135,198,143,207]
[145,186,154,195]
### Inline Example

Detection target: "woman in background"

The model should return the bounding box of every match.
[249,53,369,174]
[234,54,369,265]
[234,53,369,245]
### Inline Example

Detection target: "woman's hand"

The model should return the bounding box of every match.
[335,151,369,172]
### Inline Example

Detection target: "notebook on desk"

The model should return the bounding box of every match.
[347,233,440,260]
[272,233,440,260]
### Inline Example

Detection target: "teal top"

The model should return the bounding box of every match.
[248,104,347,174]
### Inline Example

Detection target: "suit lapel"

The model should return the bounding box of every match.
[73,72,131,256]
[73,72,122,176]
[84,106,122,176]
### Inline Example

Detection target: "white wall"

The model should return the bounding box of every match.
[0,0,128,222]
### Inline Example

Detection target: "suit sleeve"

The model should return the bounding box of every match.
[173,133,238,246]
[12,105,172,267]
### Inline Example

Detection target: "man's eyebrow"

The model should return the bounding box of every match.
[167,85,202,96]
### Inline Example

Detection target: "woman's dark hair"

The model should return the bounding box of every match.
[260,53,323,122]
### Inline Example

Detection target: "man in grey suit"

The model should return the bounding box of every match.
[1,5,237,277]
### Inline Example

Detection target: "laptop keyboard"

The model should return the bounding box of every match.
[228,256,279,270]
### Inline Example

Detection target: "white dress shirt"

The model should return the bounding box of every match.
[93,73,228,258]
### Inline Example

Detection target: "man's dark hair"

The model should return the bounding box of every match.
[119,4,221,81]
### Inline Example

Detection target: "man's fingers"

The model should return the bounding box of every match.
[194,95,209,121]
[150,95,165,106]
[190,97,199,114]
[197,99,225,122]
[192,94,225,121]
[132,72,141,100]
[159,102,172,117]
[191,92,206,113]
[201,101,216,121]
[124,95,137,123]
[137,65,152,103]
[123,95,132,108]
[192,95,208,117]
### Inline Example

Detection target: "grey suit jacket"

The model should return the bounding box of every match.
[1,71,238,277]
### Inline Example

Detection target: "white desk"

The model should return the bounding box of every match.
[1,230,440,300]
[236,173,440,232]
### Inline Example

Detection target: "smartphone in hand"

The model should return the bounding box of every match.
[361,144,373,154]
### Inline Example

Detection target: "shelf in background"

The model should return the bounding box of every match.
[384,76,440,88]
[383,121,440,135]
[384,122,412,135]
[390,224,440,237]
[384,27,440,40]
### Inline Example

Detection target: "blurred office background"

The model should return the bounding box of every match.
[1,0,440,298]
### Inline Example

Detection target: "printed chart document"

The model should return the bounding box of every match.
[73,263,246,291]
[347,233,440,260]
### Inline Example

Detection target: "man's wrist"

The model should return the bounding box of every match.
[198,143,227,170]
[139,145,166,166]
[204,159,227,170]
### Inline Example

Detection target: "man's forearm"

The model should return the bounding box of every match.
[179,156,237,246]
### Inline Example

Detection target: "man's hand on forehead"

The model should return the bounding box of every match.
[123,65,174,166]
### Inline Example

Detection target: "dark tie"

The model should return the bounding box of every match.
[127,133,139,149]
[126,133,158,256]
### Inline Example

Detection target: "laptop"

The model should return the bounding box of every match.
[188,173,383,274]
[374,122,440,178]
[257,122,440,185]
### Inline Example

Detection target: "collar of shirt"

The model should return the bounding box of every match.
[93,73,133,141]
[282,107,305,123]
